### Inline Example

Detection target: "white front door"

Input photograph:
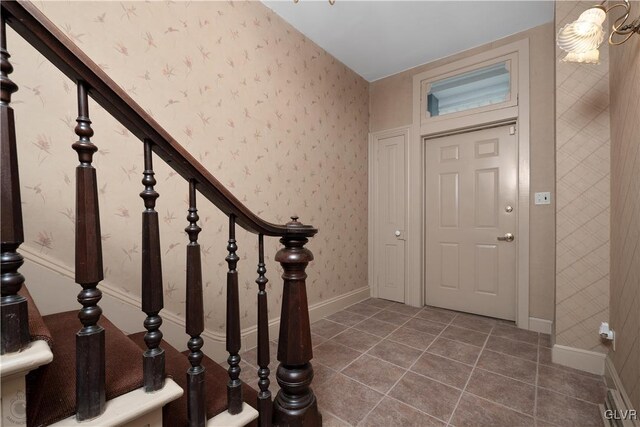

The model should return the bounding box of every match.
[372,130,407,303]
[426,125,518,320]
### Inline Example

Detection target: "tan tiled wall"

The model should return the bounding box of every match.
[554,1,610,353]
[609,1,640,409]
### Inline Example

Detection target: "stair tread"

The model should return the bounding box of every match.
[26,311,143,427]
[128,331,259,427]
[18,285,53,346]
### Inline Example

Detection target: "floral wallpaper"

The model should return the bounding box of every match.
[9,1,369,335]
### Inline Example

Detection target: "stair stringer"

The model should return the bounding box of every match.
[0,340,53,427]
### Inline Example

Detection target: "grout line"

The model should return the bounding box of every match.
[320,407,353,426]
[534,342,540,421]
[461,390,535,421]
[535,384,606,407]
[383,394,450,425]
[473,366,535,387]
[351,309,460,425]
[445,321,493,427]
[314,299,605,426]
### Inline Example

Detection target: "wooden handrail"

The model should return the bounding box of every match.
[1,0,316,238]
[4,2,322,424]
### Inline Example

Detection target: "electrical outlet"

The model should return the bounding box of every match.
[534,192,551,205]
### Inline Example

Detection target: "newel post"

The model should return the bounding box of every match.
[273,216,321,427]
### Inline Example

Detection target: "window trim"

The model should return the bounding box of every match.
[420,52,519,125]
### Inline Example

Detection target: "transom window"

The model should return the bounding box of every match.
[422,55,517,122]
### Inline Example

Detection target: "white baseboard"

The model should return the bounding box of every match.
[20,246,369,363]
[528,317,553,334]
[605,356,638,414]
[551,344,606,375]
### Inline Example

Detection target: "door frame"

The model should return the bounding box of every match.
[368,126,410,301]
[409,39,531,328]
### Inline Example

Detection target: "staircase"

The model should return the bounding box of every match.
[0,1,321,426]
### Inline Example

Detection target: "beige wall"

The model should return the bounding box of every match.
[555,1,610,353]
[369,23,556,321]
[10,2,369,336]
[609,2,640,408]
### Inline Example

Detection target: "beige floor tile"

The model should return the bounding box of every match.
[426,337,481,365]
[342,354,405,393]
[538,333,552,348]
[330,328,381,353]
[415,307,457,325]
[403,318,446,335]
[537,365,607,404]
[314,362,338,386]
[371,310,412,326]
[450,392,535,427]
[367,339,422,368]
[312,319,349,339]
[313,341,362,371]
[476,349,537,384]
[491,323,539,345]
[326,310,368,327]
[536,388,604,427]
[314,374,383,426]
[360,397,445,427]
[363,298,396,309]
[485,335,538,362]
[345,302,383,317]
[388,371,460,421]
[384,303,423,317]
[411,352,472,389]
[450,313,497,333]
[353,318,399,338]
[319,409,351,427]
[440,325,488,347]
[240,341,278,368]
[387,327,437,351]
[466,368,535,415]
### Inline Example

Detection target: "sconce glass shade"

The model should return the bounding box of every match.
[561,49,600,64]
[557,7,607,53]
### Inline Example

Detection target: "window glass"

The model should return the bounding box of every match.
[427,61,511,117]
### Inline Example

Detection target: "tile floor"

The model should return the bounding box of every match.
[240,298,607,427]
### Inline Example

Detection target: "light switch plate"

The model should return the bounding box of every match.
[535,192,551,205]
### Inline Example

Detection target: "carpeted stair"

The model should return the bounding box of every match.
[26,310,144,426]
[20,286,259,427]
[129,332,258,427]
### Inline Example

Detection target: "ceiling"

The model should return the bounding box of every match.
[262,1,554,82]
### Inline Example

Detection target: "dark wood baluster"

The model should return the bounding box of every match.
[73,81,106,420]
[140,139,165,392]
[0,17,30,355]
[256,234,272,427]
[185,180,206,427]
[273,216,321,426]
[226,214,243,414]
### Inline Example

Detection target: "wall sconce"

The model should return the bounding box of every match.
[557,0,640,63]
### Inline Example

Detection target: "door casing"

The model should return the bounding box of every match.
[408,40,531,329]
[368,126,410,301]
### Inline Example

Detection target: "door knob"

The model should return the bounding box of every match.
[395,230,401,237]
[497,233,515,242]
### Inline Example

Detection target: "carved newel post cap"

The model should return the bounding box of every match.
[286,215,306,230]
